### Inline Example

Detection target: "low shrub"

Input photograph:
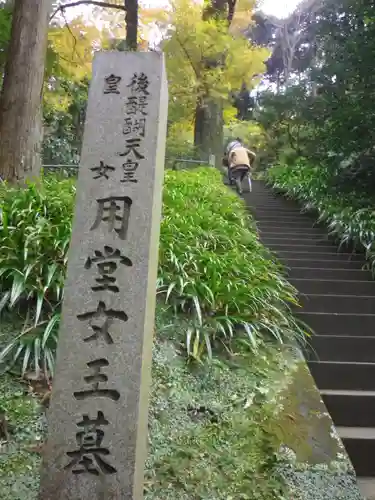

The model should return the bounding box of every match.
[267,162,375,273]
[0,306,293,499]
[159,168,305,358]
[0,168,305,375]
[145,306,290,500]
[0,177,75,377]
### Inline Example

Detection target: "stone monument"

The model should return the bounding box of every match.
[39,51,168,500]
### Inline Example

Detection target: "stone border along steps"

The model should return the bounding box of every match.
[244,180,375,498]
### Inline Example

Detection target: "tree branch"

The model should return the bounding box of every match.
[227,0,236,25]
[50,1,126,21]
[174,33,200,81]
[59,8,85,66]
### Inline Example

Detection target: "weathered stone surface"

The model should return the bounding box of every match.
[39,51,168,500]
[277,358,364,499]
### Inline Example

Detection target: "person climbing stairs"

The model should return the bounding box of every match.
[244,180,375,499]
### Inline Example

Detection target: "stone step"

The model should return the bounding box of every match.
[250,204,286,208]
[262,227,331,235]
[255,214,315,222]
[297,312,375,336]
[268,238,334,246]
[255,212,303,218]
[271,243,346,254]
[285,260,365,271]
[251,208,305,214]
[250,192,292,196]
[357,478,375,499]
[252,185,375,482]
[277,250,363,261]
[290,278,375,295]
[257,220,317,228]
[249,197,300,202]
[258,226,326,234]
[248,191,287,196]
[253,204,309,211]
[321,390,375,427]
[339,430,375,477]
[299,294,375,315]
[256,214,316,222]
[251,205,304,212]
[307,336,375,362]
[261,236,329,245]
[308,361,375,391]
[249,196,287,201]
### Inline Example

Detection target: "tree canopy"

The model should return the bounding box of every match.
[252,0,375,192]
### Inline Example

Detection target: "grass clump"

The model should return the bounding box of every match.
[267,161,375,273]
[159,168,305,359]
[0,176,75,376]
[0,167,305,373]
[0,307,295,500]
[145,307,290,500]
[0,167,309,498]
[0,364,43,500]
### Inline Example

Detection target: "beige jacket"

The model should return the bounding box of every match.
[228,147,256,170]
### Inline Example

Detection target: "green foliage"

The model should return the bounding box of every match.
[159,168,305,359]
[163,0,268,126]
[165,121,197,167]
[256,0,375,194]
[43,78,89,165]
[0,177,75,377]
[42,18,107,163]
[47,19,103,82]
[0,307,293,499]
[282,465,362,500]
[0,168,305,374]
[0,4,11,71]
[256,0,375,284]
[145,306,289,500]
[267,162,375,272]
[0,370,43,500]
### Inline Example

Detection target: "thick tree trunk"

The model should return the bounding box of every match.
[0,0,50,183]
[194,97,223,167]
[193,0,234,167]
[125,0,138,51]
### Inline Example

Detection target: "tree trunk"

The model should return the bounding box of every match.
[125,0,138,51]
[194,97,223,167]
[193,0,233,166]
[0,0,50,183]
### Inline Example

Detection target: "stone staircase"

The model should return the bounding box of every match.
[245,181,375,497]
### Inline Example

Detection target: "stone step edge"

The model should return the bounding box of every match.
[356,478,375,500]
[299,293,375,300]
[312,334,375,340]
[261,236,328,240]
[285,264,368,270]
[338,426,375,440]
[278,252,364,259]
[291,278,374,284]
[321,389,375,397]
[298,311,375,316]
[308,360,375,366]
[266,243,338,248]
[261,237,329,241]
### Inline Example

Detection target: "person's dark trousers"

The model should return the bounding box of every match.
[231,165,250,194]
[227,167,233,185]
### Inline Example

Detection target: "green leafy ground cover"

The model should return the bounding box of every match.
[0,311,360,499]
[0,308,291,500]
[0,167,357,499]
[0,168,305,373]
